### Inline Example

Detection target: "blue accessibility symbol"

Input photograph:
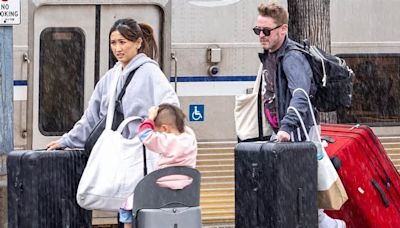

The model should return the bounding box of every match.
[189,104,204,121]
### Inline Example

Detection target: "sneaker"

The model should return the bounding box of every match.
[318,209,346,228]
[335,219,346,228]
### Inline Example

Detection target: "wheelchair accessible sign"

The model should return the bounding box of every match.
[189,104,204,122]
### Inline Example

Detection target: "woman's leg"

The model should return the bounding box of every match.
[119,209,134,228]
[124,224,132,228]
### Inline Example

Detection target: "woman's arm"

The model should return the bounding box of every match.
[121,63,179,138]
[150,66,180,107]
[47,71,112,149]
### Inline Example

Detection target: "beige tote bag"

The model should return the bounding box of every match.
[234,64,272,141]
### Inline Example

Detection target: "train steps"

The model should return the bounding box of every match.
[379,136,400,172]
[197,142,235,225]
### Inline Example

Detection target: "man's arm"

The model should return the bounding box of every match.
[279,51,313,140]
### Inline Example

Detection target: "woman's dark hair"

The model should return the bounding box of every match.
[155,104,186,133]
[109,18,158,59]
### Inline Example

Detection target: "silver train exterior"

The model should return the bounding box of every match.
[10,0,400,150]
[8,0,400,225]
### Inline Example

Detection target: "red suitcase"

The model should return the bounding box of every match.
[321,124,400,228]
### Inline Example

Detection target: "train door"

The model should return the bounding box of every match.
[98,4,165,77]
[31,4,96,149]
[30,1,169,149]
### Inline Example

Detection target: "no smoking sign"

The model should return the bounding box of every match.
[0,0,20,25]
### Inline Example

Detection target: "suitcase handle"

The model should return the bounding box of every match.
[371,179,389,208]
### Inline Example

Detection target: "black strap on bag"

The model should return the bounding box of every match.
[143,145,147,175]
[238,74,270,143]
[114,66,140,117]
[257,76,264,140]
[112,65,144,129]
[117,135,148,227]
[84,66,142,152]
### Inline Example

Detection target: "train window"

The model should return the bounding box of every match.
[337,54,400,126]
[39,28,85,135]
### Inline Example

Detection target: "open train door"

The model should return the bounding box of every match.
[29,0,171,149]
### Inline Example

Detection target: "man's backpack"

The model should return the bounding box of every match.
[288,40,354,112]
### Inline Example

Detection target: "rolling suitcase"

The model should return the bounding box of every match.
[7,149,92,228]
[321,124,400,228]
[235,142,318,228]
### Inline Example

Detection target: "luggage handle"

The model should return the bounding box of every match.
[371,179,389,208]
[132,166,201,213]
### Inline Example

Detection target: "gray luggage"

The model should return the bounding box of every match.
[132,166,202,228]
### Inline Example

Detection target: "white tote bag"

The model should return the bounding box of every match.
[234,64,272,141]
[288,88,348,210]
[76,71,158,211]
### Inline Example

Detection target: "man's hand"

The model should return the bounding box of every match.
[148,106,159,120]
[276,130,290,142]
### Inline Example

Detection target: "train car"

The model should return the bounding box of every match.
[7,0,400,227]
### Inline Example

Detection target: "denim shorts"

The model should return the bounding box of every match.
[119,208,133,223]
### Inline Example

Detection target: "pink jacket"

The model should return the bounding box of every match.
[138,119,197,189]
[140,120,196,165]
[139,119,197,171]
[122,119,197,210]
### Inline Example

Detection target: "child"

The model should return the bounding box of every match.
[119,103,198,227]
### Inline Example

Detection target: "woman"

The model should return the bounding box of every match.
[46,18,179,226]
[47,18,179,149]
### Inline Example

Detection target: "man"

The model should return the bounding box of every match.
[254,3,346,228]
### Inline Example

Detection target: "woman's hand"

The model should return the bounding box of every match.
[46,141,62,151]
[148,106,159,120]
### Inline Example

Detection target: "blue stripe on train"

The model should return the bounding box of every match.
[14,77,256,85]
[14,80,28,86]
[169,75,256,82]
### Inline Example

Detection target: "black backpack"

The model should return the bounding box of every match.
[288,40,354,112]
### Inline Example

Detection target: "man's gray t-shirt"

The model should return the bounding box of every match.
[262,51,279,130]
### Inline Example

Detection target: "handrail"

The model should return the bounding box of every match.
[171,52,178,92]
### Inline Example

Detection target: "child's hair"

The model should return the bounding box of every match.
[154,104,186,133]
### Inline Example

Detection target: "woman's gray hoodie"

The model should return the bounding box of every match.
[58,53,179,148]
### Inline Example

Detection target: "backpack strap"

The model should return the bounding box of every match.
[283,41,318,97]
[285,41,309,55]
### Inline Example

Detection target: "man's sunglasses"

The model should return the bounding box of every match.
[253,25,282,36]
